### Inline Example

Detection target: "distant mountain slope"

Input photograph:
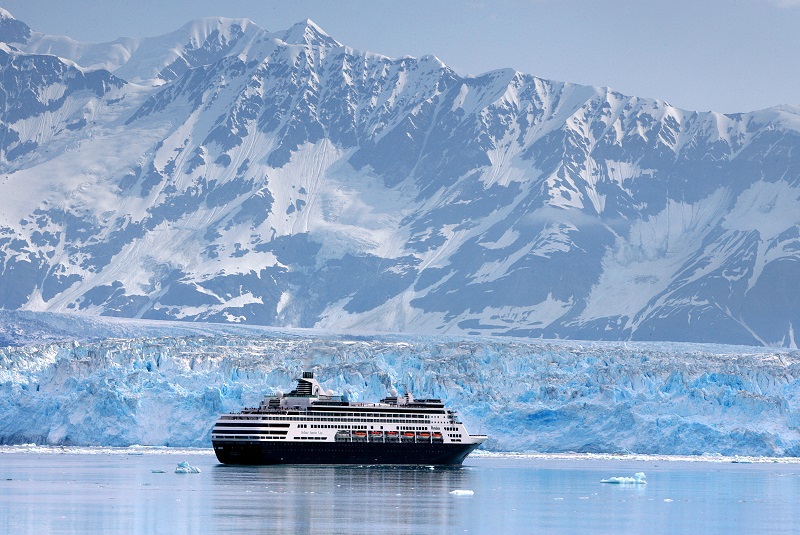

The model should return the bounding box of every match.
[1,9,799,346]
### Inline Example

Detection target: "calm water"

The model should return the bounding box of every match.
[1,450,800,534]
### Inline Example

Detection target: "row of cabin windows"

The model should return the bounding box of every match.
[309,424,367,429]
[303,411,445,416]
[307,414,435,419]
[213,435,287,440]
[231,417,433,424]
[303,424,439,431]
[233,413,438,420]
[300,424,440,431]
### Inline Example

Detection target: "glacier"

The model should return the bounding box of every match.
[2,311,800,456]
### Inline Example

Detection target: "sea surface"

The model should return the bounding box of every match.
[2,448,800,534]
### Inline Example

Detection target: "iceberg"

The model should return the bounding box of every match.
[601,472,647,484]
[175,461,201,474]
[2,312,800,456]
[449,490,474,496]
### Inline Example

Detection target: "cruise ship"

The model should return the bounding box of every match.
[211,371,487,465]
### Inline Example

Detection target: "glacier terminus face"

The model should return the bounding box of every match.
[1,312,799,456]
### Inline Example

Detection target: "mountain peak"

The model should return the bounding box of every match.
[0,8,31,44]
[279,19,340,48]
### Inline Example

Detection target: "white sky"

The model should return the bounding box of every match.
[4,0,800,113]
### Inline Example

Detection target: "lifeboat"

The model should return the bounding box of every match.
[369,431,383,436]
[353,430,367,437]
[400,431,416,442]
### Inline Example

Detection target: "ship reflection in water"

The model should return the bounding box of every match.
[210,463,471,532]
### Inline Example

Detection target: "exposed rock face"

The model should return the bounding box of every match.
[1,12,800,346]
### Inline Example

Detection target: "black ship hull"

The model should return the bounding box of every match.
[212,440,482,466]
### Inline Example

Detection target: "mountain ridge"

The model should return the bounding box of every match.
[1,10,799,346]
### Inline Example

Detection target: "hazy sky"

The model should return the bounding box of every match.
[4,0,800,113]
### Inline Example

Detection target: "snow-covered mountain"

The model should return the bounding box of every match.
[2,311,799,455]
[1,9,800,346]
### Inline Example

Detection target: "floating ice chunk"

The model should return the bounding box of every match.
[450,489,474,496]
[151,469,166,473]
[600,472,646,484]
[175,461,201,474]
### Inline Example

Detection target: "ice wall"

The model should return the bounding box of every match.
[2,320,800,455]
